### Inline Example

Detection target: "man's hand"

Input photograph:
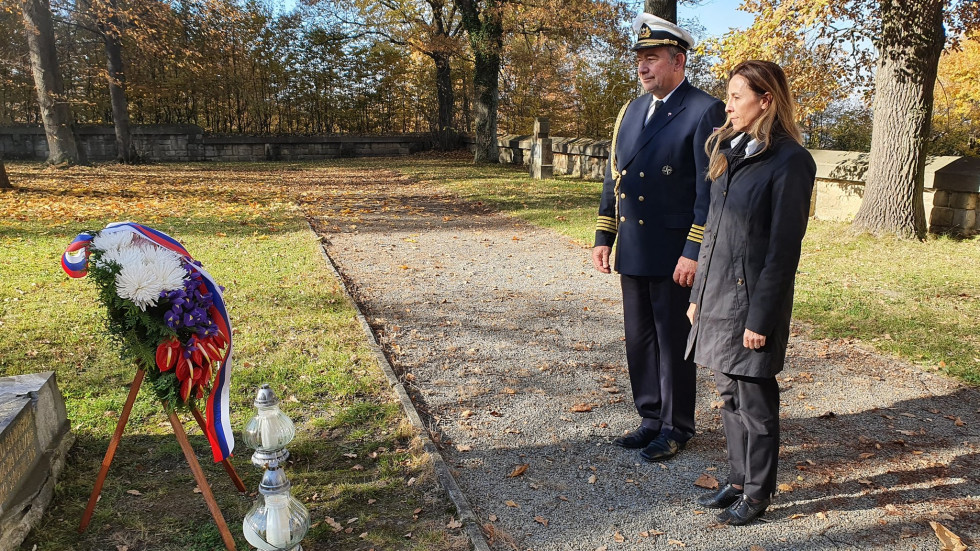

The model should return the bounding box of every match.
[592,246,612,273]
[686,302,696,325]
[743,329,767,350]
[673,257,697,287]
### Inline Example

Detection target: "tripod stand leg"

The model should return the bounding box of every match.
[190,405,247,493]
[167,406,237,551]
[78,368,145,533]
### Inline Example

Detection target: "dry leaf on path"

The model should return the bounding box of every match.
[507,464,529,478]
[447,519,462,529]
[613,532,625,542]
[588,474,597,484]
[777,483,794,492]
[667,539,686,547]
[505,500,519,508]
[693,473,719,489]
[930,521,967,551]
[534,516,549,526]
[571,403,593,413]
[457,444,472,452]
[750,546,767,551]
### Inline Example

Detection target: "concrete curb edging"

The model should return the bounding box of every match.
[308,223,492,551]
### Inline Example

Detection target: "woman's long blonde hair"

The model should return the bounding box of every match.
[705,60,803,181]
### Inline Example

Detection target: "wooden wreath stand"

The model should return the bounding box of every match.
[78,367,247,551]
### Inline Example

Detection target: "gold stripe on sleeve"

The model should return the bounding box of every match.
[596,216,618,234]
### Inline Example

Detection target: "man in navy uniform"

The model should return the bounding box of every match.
[591,13,725,461]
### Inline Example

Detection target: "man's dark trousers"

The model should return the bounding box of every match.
[621,274,695,442]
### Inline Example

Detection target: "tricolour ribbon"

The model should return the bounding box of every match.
[62,222,235,463]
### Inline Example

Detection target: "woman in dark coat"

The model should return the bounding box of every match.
[685,60,816,525]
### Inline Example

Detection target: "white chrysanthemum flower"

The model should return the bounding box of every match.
[115,258,162,311]
[92,230,135,254]
[143,246,187,292]
[96,246,142,271]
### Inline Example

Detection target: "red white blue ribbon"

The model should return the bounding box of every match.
[62,222,235,463]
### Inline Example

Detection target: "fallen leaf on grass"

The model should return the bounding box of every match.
[534,516,549,526]
[343,452,357,458]
[507,464,529,478]
[930,521,967,551]
[326,517,343,531]
[693,473,719,489]
[126,489,141,496]
[447,519,462,529]
[571,403,593,413]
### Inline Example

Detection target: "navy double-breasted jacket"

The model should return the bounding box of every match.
[686,134,816,378]
[595,79,726,277]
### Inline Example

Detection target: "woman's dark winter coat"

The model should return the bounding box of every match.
[686,134,816,378]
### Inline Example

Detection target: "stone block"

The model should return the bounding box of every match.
[0,372,73,551]
[952,208,976,230]
[929,207,954,227]
[949,191,978,210]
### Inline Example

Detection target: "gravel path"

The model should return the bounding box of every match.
[311,165,980,551]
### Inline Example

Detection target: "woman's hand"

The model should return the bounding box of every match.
[686,303,696,325]
[743,329,766,350]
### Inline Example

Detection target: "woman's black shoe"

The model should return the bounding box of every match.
[717,494,770,525]
[696,484,743,509]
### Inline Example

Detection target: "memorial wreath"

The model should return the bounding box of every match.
[62,222,234,462]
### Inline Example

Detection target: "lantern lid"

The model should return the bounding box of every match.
[254,383,280,408]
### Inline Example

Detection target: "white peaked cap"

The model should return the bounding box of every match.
[631,12,695,51]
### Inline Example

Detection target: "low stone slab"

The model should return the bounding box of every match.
[0,372,73,551]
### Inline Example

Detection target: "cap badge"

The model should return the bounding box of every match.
[662,165,673,176]
[639,26,651,38]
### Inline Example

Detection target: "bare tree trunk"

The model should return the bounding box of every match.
[459,0,502,163]
[100,0,136,163]
[0,158,11,189]
[645,0,677,23]
[20,0,84,165]
[852,0,945,239]
[432,51,458,150]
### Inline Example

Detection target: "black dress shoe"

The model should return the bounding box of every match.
[697,484,743,509]
[717,494,770,525]
[612,426,659,449]
[639,434,685,462]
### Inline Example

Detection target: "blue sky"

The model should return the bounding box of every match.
[678,0,757,38]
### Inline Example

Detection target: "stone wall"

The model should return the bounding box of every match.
[0,125,432,163]
[496,135,980,237]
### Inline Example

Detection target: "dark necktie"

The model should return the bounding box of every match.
[644,99,664,127]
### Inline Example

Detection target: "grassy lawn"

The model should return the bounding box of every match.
[387,155,980,386]
[0,161,465,550]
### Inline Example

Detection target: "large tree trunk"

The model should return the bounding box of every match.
[0,159,11,189]
[431,51,457,150]
[645,0,677,23]
[458,0,502,163]
[20,0,84,165]
[852,0,945,239]
[101,0,136,163]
